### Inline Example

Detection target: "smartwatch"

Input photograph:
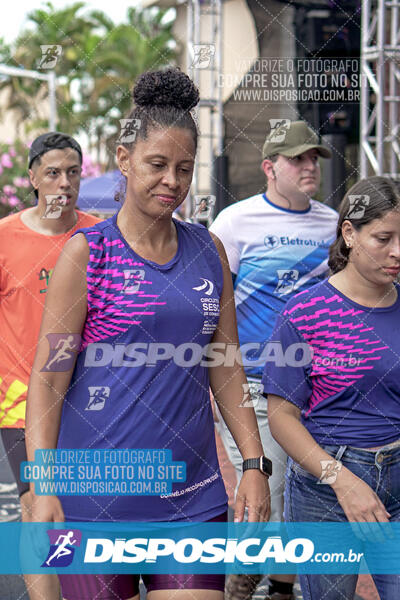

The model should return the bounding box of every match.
[242,456,272,477]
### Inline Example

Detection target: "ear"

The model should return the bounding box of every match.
[28,168,39,192]
[116,145,131,177]
[341,219,355,247]
[261,159,275,183]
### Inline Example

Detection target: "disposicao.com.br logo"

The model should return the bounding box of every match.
[84,535,313,565]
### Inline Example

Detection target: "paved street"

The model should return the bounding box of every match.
[0,436,28,599]
[0,436,21,522]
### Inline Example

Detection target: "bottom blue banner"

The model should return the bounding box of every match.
[2,522,399,574]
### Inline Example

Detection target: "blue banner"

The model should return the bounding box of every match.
[1,522,399,574]
[21,449,186,495]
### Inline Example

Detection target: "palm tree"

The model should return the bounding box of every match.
[0,2,94,134]
[79,6,177,168]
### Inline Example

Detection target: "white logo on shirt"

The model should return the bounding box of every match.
[123,269,145,294]
[275,269,299,295]
[86,386,110,411]
[192,278,214,296]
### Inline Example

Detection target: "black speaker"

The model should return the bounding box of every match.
[212,155,230,217]
[294,4,361,143]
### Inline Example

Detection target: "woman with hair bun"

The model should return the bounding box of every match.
[263,176,400,599]
[26,68,270,599]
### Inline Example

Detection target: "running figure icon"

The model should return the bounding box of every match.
[43,334,80,371]
[45,531,77,566]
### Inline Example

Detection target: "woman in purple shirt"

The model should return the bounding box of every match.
[263,176,400,600]
[26,68,270,600]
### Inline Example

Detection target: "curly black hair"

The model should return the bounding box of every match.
[115,68,199,202]
[119,67,199,151]
[133,68,199,111]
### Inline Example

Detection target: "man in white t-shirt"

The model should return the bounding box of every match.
[210,120,338,600]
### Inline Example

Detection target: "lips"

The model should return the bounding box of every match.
[383,266,400,275]
[156,194,176,204]
[58,194,71,205]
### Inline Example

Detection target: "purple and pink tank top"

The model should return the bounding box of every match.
[262,279,400,447]
[57,213,228,521]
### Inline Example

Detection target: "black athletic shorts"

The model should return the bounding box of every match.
[0,428,29,496]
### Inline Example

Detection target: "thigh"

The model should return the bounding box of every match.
[371,572,400,600]
[143,512,226,596]
[144,572,224,598]
[147,590,224,600]
[285,461,358,600]
[148,591,223,600]
[369,455,400,599]
[0,428,29,497]
[58,574,138,600]
[299,573,358,600]
[284,458,347,523]
[378,453,400,518]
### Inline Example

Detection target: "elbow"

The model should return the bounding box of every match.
[267,397,280,441]
[267,394,298,441]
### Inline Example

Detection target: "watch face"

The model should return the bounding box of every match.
[261,456,272,476]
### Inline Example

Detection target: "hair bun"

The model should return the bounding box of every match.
[133,68,199,111]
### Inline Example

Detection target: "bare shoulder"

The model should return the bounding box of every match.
[49,233,90,288]
[58,232,89,264]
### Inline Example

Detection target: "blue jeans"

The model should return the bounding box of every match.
[285,443,400,600]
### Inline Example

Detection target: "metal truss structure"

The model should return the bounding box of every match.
[360,0,400,178]
[186,0,224,221]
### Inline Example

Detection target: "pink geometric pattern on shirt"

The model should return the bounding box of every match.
[284,294,388,416]
[80,236,166,349]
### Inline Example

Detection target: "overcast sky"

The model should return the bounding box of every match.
[1,1,143,44]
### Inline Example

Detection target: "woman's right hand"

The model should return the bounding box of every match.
[31,493,65,523]
[331,467,390,523]
[27,494,65,563]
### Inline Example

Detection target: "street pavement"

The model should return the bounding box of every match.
[0,436,29,599]
[0,436,20,522]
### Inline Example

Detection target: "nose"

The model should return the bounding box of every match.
[59,171,70,188]
[161,167,178,189]
[389,237,400,260]
[303,156,318,170]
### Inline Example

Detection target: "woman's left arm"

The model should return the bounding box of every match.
[208,232,270,522]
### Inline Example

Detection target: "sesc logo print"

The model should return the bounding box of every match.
[42,529,81,568]
[192,278,214,296]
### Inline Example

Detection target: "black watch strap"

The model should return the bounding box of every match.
[242,456,272,477]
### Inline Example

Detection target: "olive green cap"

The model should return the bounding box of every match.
[262,120,332,159]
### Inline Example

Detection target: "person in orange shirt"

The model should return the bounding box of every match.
[0,132,100,600]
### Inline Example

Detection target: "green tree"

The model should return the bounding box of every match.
[80,6,176,167]
[0,2,176,160]
[0,2,93,134]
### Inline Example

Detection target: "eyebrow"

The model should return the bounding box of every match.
[45,164,81,169]
[147,154,194,163]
